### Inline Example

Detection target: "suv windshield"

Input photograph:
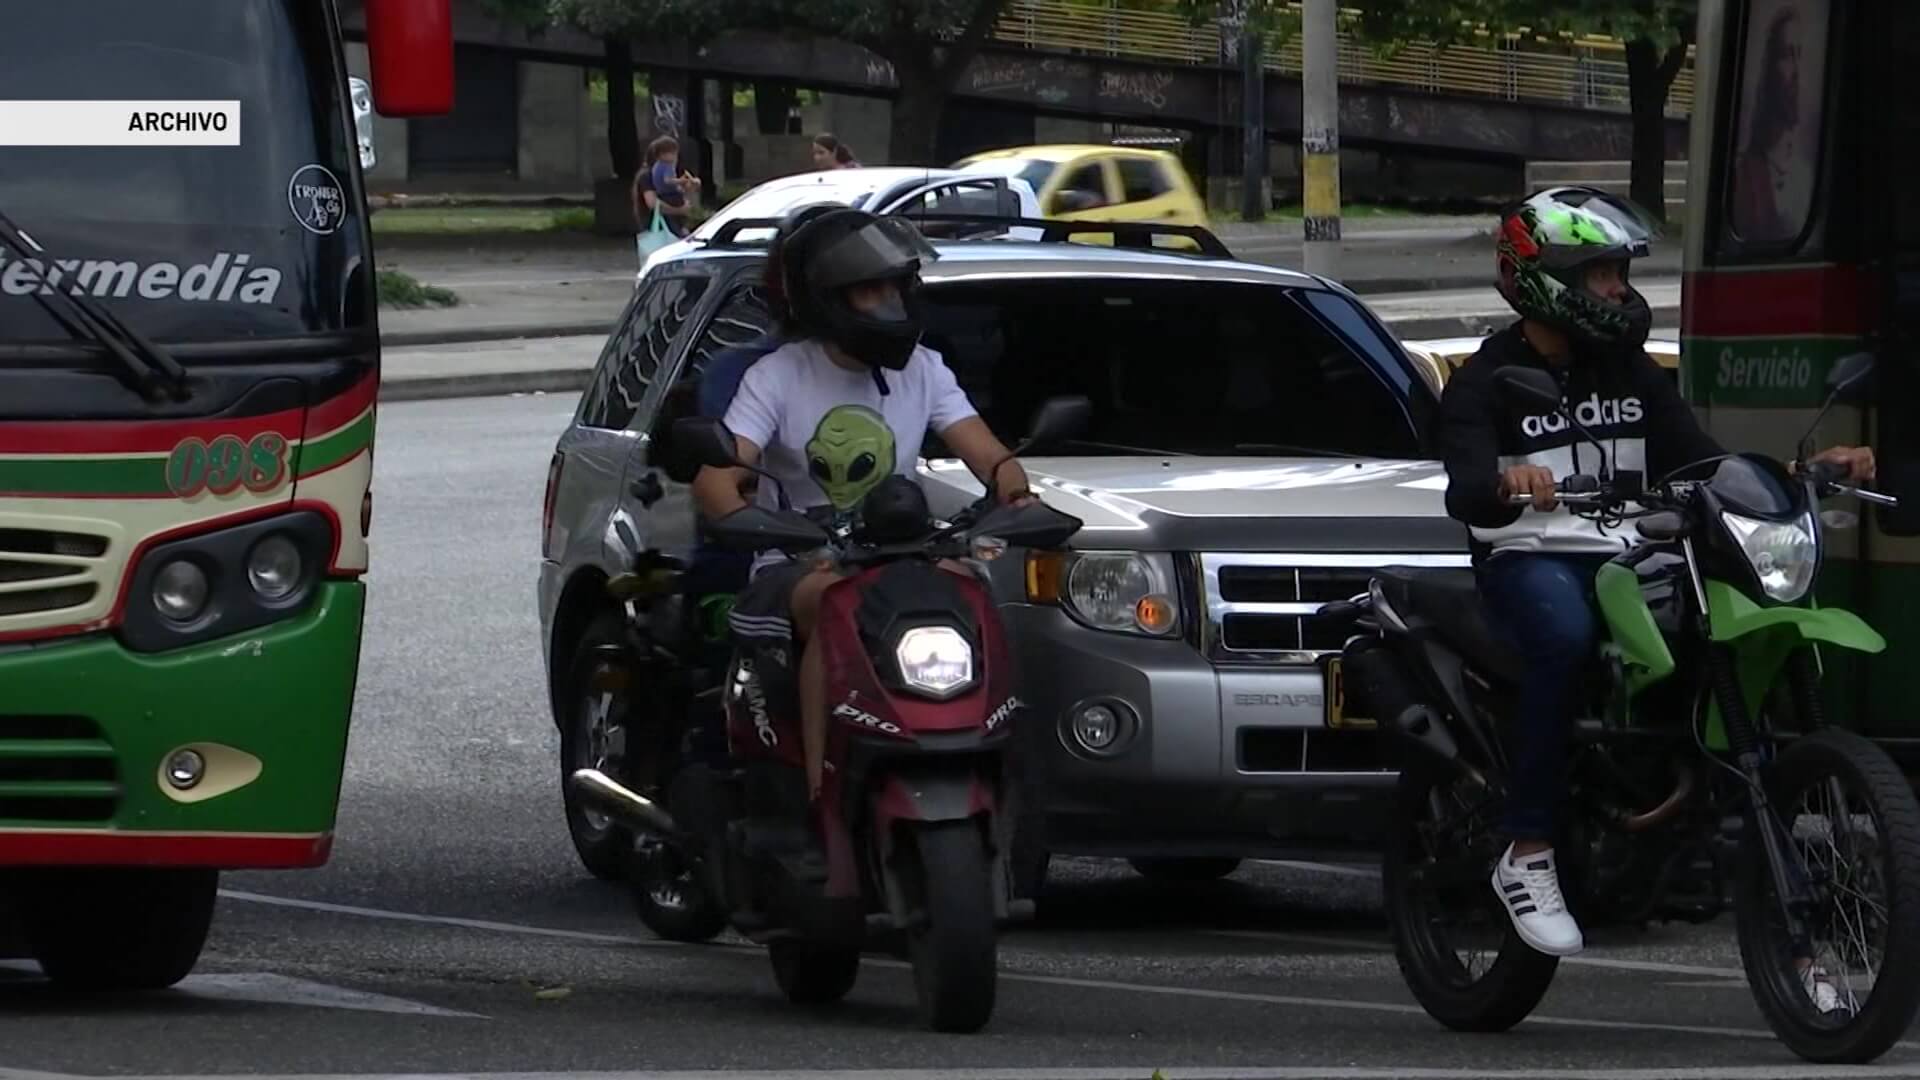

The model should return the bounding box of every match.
[1,2,363,346]
[919,278,1424,460]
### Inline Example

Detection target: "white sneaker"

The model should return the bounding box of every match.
[1490,844,1584,956]
[1801,965,1849,1015]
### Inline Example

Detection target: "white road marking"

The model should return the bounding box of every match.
[177,972,486,1018]
[1254,858,1382,879]
[217,891,1916,1048]
[1205,927,1752,979]
[217,889,667,947]
[69,1066,1920,1080]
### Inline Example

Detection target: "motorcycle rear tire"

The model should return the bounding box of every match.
[907,820,998,1034]
[1383,767,1558,1032]
[769,939,861,1004]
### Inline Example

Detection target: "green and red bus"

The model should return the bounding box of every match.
[1682,0,1920,751]
[0,1,450,988]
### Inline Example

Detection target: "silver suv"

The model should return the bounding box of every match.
[537,218,1471,894]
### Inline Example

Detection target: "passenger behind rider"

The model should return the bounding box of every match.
[677,205,846,611]
[1437,186,1875,959]
[689,207,1035,805]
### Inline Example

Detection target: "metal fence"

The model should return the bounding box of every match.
[990,0,1695,117]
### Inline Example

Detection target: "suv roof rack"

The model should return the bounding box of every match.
[703,212,1233,259]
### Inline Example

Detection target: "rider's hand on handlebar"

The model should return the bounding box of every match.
[1500,465,1558,512]
[1808,445,1876,484]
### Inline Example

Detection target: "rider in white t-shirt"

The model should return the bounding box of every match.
[691,208,1035,803]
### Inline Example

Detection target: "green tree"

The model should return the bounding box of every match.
[511,0,1008,166]
[1352,0,1697,222]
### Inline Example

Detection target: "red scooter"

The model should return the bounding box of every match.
[571,397,1086,1033]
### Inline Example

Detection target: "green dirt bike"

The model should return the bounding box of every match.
[1327,353,1920,1063]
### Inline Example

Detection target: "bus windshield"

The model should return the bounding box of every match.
[0,2,365,346]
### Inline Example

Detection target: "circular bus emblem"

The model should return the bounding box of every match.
[288,164,346,235]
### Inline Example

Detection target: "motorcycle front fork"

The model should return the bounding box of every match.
[1709,645,1819,960]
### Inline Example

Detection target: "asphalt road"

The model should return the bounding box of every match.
[2,395,1917,1080]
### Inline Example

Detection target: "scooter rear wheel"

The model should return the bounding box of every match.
[907,820,998,1033]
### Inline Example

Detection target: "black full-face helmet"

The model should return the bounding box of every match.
[1495,185,1657,350]
[777,207,940,371]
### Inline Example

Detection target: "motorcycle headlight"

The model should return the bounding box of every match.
[1046,552,1179,637]
[1721,510,1818,603]
[894,625,974,699]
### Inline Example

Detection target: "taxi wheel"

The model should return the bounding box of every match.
[21,868,216,990]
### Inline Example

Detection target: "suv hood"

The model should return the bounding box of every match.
[921,456,1469,554]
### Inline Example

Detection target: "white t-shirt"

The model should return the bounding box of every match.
[720,338,978,574]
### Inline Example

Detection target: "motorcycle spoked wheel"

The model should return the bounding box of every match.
[1383,766,1559,1032]
[1734,728,1920,1064]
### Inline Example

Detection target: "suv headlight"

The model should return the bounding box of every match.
[1721,510,1817,603]
[1027,551,1179,637]
[894,625,975,699]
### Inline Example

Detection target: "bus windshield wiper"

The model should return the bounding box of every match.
[0,209,191,402]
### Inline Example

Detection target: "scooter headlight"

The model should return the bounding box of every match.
[893,625,974,700]
[1721,510,1818,603]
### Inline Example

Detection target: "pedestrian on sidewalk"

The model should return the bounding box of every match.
[635,135,702,239]
[810,133,860,171]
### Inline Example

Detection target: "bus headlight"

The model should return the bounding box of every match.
[247,535,303,600]
[153,560,210,622]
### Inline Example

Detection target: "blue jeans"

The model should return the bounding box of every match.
[1478,553,1610,842]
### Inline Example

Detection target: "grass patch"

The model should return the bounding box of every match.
[371,206,597,236]
[376,268,459,309]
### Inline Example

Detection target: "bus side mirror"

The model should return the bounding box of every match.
[364,0,455,117]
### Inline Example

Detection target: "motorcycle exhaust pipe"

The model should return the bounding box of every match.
[568,768,681,837]
[1343,641,1486,787]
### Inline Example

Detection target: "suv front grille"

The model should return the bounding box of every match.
[0,715,121,822]
[1200,553,1471,663]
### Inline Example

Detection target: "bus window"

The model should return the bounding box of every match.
[1725,0,1830,251]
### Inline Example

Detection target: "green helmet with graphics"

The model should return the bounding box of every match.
[806,404,896,510]
[1496,186,1656,349]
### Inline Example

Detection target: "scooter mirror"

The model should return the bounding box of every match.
[670,416,743,471]
[1491,366,1563,411]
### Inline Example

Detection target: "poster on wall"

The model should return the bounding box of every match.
[1729,0,1829,247]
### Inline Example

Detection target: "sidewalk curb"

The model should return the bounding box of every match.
[379,322,614,348]
[380,368,595,403]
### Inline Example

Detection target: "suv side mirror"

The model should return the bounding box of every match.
[670,417,741,472]
[1492,366,1563,410]
[1021,395,1092,453]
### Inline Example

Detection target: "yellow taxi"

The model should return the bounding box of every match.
[951,144,1211,248]
[1401,334,1681,395]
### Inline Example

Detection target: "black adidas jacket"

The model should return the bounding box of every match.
[1437,324,1724,559]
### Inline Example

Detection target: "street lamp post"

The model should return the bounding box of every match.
[1301,0,1341,278]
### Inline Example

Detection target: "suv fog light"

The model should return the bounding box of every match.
[1072,704,1119,751]
[154,560,210,622]
[165,749,206,790]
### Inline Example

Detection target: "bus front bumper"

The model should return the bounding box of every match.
[0,582,365,870]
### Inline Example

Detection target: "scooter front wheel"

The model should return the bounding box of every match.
[906,820,998,1033]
